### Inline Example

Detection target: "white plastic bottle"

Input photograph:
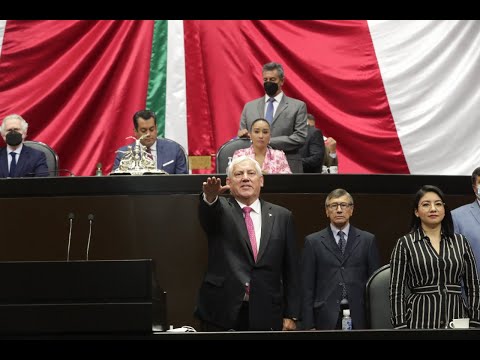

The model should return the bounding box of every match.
[341,309,353,330]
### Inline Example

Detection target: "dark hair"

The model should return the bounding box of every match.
[250,118,270,132]
[262,62,285,81]
[410,185,454,238]
[133,110,157,130]
[471,167,480,186]
[306,113,315,121]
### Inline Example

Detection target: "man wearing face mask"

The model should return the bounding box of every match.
[238,62,308,173]
[0,114,49,178]
[452,167,480,271]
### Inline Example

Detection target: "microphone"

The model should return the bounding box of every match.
[86,214,94,261]
[67,212,75,261]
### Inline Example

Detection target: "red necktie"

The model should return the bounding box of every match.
[243,206,258,261]
[146,147,153,160]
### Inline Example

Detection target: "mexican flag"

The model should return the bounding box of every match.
[1,20,479,176]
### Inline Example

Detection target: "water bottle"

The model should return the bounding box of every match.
[341,309,352,330]
[95,162,103,176]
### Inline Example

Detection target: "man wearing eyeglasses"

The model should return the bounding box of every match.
[301,188,380,330]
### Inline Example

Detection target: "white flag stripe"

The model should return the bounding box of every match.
[369,20,480,175]
[0,20,7,58]
[165,20,188,154]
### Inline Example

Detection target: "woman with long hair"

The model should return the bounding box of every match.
[390,185,480,329]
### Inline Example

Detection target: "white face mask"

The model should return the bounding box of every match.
[476,186,480,199]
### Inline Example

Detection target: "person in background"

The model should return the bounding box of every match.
[112,109,188,174]
[233,118,291,174]
[301,188,380,330]
[390,185,480,329]
[195,156,300,331]
[238,62,307,173]
[300,113,325,173]
[0,114,48,178]
[452,167,480,271]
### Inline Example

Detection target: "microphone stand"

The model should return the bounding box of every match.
[86,214,94,261]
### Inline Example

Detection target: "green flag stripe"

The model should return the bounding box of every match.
[147,20,168,137]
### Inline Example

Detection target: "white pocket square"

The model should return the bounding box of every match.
[162,160,174,167]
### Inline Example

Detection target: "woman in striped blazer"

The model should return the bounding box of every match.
[390,185,480,329]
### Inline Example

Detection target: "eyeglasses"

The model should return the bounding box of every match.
[419,201,445,210]
[326,202,353,210]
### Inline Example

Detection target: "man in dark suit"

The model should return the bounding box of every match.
[301,188,380,330]
[238,62,307,173]
[195,156,300,331]
[0,114,48,178]
[300,113,325,173]
[112,109,188,174]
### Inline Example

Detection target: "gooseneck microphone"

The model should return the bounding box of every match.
[67,212,75,261]
[86,214,94,261]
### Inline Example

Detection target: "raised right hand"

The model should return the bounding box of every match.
[202,177,230,202]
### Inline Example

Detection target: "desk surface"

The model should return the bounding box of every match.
[0,173,472,197]
[0,328,479,340]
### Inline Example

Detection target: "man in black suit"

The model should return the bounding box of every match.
[301,188,380,330]
[195,156,300,331]
[300,113,325,173]
[0,114,48,178]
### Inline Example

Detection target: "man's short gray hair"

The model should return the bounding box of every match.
[227,156,263,178]
[0,114,29,135]
[262,62,285,81]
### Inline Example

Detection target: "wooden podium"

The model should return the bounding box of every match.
[0,259,166,334]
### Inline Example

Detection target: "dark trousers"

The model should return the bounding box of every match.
[200,302,249,332]
[336,308,343,329]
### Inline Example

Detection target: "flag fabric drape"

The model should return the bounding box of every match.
[1,20,478,176]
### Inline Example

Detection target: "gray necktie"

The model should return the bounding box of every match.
[338,230,348,300]
[265,98,275,124]
[338,230,346,255]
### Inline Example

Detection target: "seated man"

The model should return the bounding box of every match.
[300,113,325,173]
[0,114,49,178]
[112,110,188,174]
